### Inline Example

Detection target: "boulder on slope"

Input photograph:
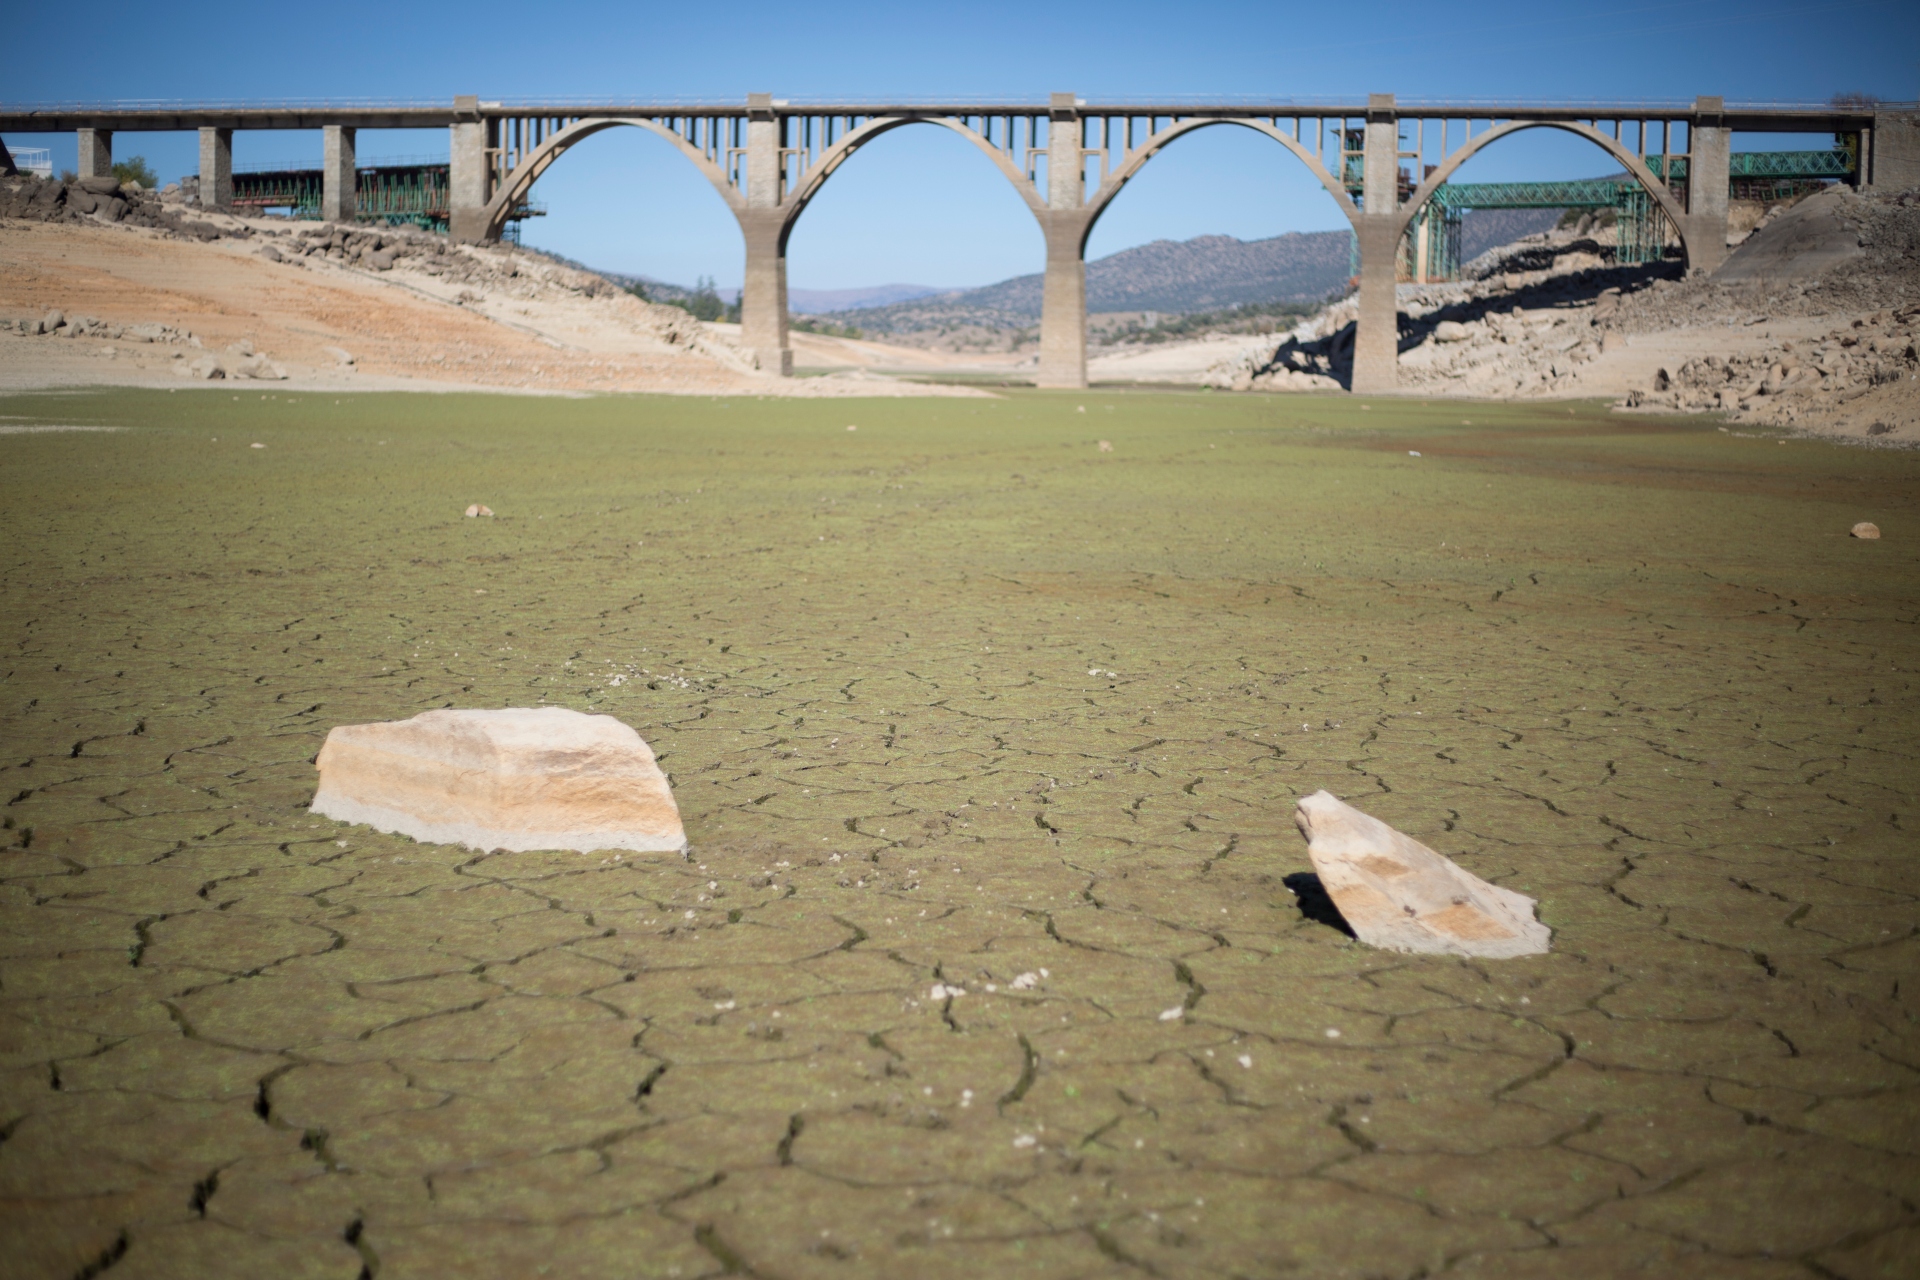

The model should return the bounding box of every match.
[311,707,686,854]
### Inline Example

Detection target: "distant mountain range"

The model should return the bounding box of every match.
[550,267,943,313]
[790,283,946,311]
[794,230,1357,337]
[582,206,1570,333]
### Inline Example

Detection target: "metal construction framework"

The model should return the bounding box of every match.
[3,94,1907,391]
[1402,147,1860,281]
[231,160,541,231]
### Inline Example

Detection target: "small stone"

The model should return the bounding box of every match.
[1851,522,1881,539]
[1433,320,1468,343]
[465,504,494,518]
[258,245,284,263]
[1292,790,1550,958]
[311,707,685,854]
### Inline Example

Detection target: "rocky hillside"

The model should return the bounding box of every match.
[822,230,1353,339]
[813,211,1577,343]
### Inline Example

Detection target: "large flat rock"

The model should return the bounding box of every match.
[311,707,685,853]
[1292,790,1549,958]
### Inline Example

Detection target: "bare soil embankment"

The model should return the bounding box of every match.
[0,178,987,399]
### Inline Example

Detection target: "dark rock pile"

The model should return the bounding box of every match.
[0,174,240,241]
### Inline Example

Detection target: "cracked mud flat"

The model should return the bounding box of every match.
[2,388,1917,1279]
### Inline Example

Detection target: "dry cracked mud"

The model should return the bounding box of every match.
[2,388,1917,1279]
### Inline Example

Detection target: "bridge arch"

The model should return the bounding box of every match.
[487,112,1053,251]
[775,114,1046,248]
[1395,119,1695,265]
[481,117,743,242]
[1078,117,1363,254]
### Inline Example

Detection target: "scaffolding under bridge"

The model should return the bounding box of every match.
[1395,148,1856,283]
[231,159,542,235]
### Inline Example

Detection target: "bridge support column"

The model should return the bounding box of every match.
[737,94,791,375]
[1681,97,1730,275]
[1866,108,1920,190]
[1036,93,1089,389]
[1350,95,1401,395]
[449,97,490,242]
[739,214,791,376]
[77,128,112,178]
[1037,216,1089,388]
[198,127,232,210]
[322,125,356,223]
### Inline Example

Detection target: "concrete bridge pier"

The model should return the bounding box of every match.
[198,127,232,210]
[1036,214,1090,387]
[77,128,112,178]
[738,214,791,376]
[737,94,793,376]
[448,96,488,243]
[1036,94,1092,389]
[1350,216,1402,394]
[1349,95,1403,395]
[322,125,356,223]
[1867,107,1920,189]
[1681,97,1730,274]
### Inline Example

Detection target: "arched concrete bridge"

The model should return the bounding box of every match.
[6,94,1913,392]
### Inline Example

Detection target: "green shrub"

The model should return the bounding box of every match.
[112,156,159,189]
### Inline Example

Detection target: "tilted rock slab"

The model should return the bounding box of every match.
[311,707,685,853]
[1293,790,1549,957]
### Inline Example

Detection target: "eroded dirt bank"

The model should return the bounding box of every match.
[0,189,985,399]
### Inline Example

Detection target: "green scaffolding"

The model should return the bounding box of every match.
[230,161,541,234]
[1386,147,1857,282]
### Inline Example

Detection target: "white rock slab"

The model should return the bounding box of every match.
[1292,790,1549,957]
[311,707,685,853]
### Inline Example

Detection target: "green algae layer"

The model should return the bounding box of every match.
[3,386,1919,1279]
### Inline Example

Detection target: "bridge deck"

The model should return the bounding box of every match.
[0,99,1899,134]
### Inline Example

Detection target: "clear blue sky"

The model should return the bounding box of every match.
[6,1,1914,291]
